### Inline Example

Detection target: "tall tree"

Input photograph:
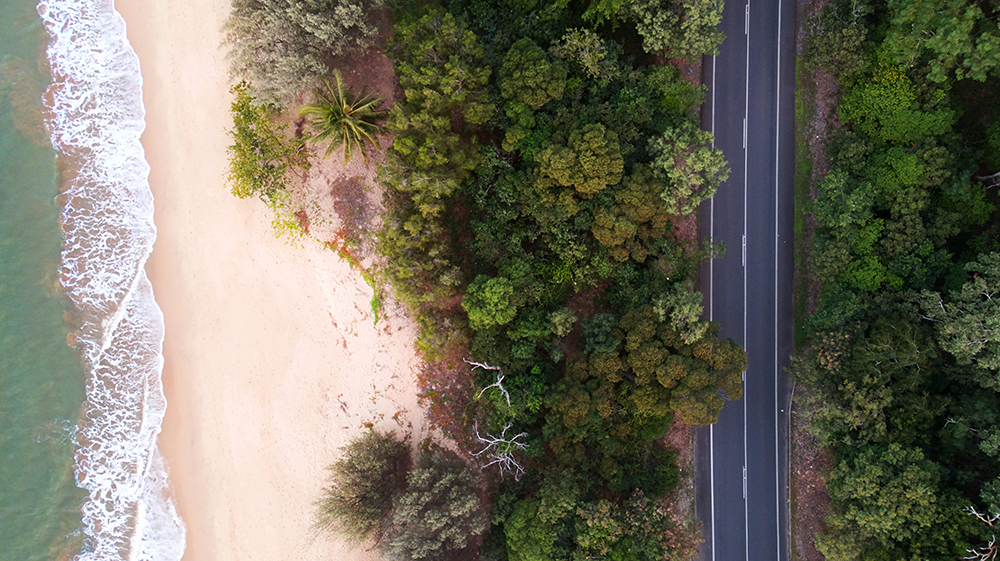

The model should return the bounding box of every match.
[649,120,728,215]
[919,252,1000,377]
[626,0,725,60]
[382,448,488,561]
[315,430,410,542]
[499,38,568,110]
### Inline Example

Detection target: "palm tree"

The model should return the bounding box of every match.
[298,70,388,164]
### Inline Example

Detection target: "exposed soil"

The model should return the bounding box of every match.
[791,0,838,558]
[790,386,833,561]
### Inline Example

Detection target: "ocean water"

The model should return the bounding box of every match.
[0,0,184,558]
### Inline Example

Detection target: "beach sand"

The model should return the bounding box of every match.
[114,0,427,559]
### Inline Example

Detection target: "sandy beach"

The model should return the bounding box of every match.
[114,0,426,558]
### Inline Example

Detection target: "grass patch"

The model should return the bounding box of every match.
[793,57,815,348]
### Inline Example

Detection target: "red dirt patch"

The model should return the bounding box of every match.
[791,386,833,561]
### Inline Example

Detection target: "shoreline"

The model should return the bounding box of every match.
[114,0,426,558]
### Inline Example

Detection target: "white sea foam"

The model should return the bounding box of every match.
[37,0,185,558]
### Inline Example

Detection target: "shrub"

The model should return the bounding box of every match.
[316,430,410,542]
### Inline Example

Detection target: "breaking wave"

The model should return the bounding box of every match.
[38,0,185,558]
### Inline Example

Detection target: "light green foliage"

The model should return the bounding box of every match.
[919,252,1000,375]
[653,282,708,344]
[316,430,410,542]
[500,38,568,110]
[505,499,558,561]
[298,70,387,163]
[840,54,954,144]
[548,307,578,337]
[825,443,941,545]
[591,165,672,263]
[224,0,384,103]
[645,65,705,113]
[626,0,725,60]
[649,120,728,214]
[382,448,488,561]
[886,0,1000,82]
[537,123,624,198]
[582,0,633,27]
[226,82,309,216]
[549,29,620,82]
[575,500,623,556]
[463,275,519,330]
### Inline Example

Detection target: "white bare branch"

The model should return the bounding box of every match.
[964,507,1000,560]
[465,358,511,407]
[472,420,528,481]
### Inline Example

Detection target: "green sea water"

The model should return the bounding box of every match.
[0,0,87,559]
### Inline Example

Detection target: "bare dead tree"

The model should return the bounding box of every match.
[464,358,511,407]
[964,506,1000,560]
[975,171,1000,189]
[472,420,528,481]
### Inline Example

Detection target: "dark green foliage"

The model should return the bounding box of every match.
[298,70,388,163]
[583,313,619,354]
[224,0,386,103]
[372,4,730,559]
[383,447,489,561]
[796,0,1000,553]
[316,430,410,542]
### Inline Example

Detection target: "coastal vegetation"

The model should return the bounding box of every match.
[795,0,1000,557]
[223,0,737,558]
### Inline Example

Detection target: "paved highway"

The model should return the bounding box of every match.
[694,0,796,559]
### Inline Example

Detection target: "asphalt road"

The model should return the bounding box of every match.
[694,0,796,559]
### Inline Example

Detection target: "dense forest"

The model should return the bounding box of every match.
[222,0,741,559]
[797,0,1000,558]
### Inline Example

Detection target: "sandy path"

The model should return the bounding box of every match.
[114,1,426,559]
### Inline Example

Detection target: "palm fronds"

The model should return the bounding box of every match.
[298,69,388,164]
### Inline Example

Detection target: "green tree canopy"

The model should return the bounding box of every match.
[919,252,1000,376]
[885,0,1000,82]
[825,443,941,546]
[226,82,308,208]
[840,54,955,144]
[499,38,568,110]
[649,120,728,214]
[591,165,672,263]
[463,275,519,330]
[627,0,725,60]
[315,430,410,542]
[537,123,624,199]
[549,28,620,82]
[382,448,488,561]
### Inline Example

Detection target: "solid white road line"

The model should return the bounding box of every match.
[742,3,750,561]
[774,0,784,558]
[709,50,717,561]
